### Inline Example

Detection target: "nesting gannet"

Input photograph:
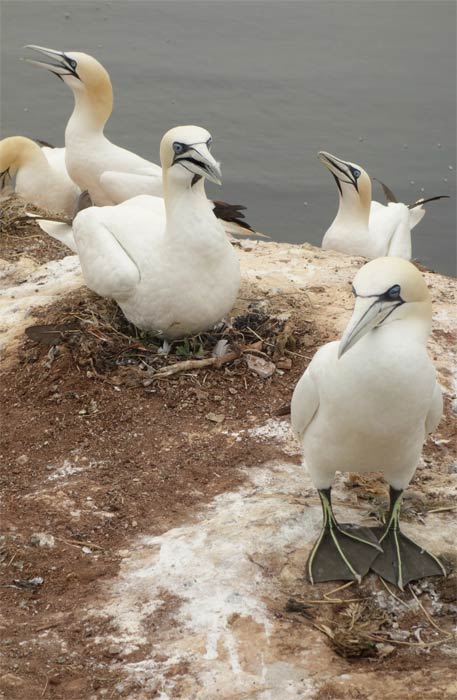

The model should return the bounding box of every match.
[291,257,446,588]
[38,126,240,337]
[319,151,448,260]
[0,136,80,215]
[24,45,258,237]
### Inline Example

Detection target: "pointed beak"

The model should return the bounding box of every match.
[192,143,222,185]
[23,45,78,79]
[318,151,356,189]
[338,295,403,359]
[175,143,222,186]
[318,151,347,174]
[0,168,11,189]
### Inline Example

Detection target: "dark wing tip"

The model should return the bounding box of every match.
[34,138,55,149]
[212,200,253,231]
[374,178,398,204]
[408,195,450,210]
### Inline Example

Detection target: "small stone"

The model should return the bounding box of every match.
[228,387,237,395]
[246,354,276,379]
[277,358,292,370]
[205,412,225,424]
[81,546,92,554]
[105,644,122,657]
[30,533,55,548]
[16,454,28,465]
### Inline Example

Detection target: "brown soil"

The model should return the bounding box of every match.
[0,268,318,699]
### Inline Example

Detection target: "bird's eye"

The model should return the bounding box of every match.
[353,169,361,179]
[173,142,185,155]
[351,285,357,297]
[67,58,77,69]
[387,284,401,299]
[206,137,213,149]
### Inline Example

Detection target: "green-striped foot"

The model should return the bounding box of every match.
[370,487,446,590]
[307,488,383,585]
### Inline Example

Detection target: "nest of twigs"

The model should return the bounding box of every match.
[22,287,304,386]
[0,193,67,263]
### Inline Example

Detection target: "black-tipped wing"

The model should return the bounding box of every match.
[212,200,253,232]
[35,138,56,149]
[408,195,450,210]
[374,178,398,204]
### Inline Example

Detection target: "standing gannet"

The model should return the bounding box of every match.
[291,257,446,588]
[0,136,80,215]
[24,45,258,237]
[319,151,448,260]
[51,126,240,337]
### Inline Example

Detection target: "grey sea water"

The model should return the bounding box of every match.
[1,0,456,275]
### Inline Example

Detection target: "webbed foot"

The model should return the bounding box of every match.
[307,489,382,584]
[370,487,446,590]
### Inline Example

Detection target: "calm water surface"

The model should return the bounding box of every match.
[1,1,456,275]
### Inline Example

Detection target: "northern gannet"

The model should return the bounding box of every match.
[40,125,240,338]
[291,257,446,588]
[24,45,258,237]
[319,151,448,260]
[0,136,80,215]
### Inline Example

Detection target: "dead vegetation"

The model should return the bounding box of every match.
[0,193,68,263]
[285,574,457,661]
[19,285,307,388]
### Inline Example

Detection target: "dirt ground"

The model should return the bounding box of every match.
[0,198,456,699]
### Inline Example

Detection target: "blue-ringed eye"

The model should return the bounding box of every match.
[173,142,185,155]
[387,284,401,299]
[353,169,361,178]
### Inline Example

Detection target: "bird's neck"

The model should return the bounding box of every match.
[14,146,52,179]
[66,88,113,136]
[375,305,432,348]
[334,190,370,229]
[163,175,212,223]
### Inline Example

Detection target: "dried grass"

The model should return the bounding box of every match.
[20,287,303,385]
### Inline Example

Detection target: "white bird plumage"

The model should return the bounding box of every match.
[0,136,80,216]
[291,257,445,588]
[319,151,447,260]
[41,125,240,338]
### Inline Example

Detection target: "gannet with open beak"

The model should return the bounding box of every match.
[24,45,259,238]
[0,136,80,215]
[291,257,446,588]
[319,151,448,260]
[42,126,240,337]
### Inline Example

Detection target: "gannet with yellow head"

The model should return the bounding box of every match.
[24,45,259,238]
[0,136,80,215]
[53,125,240,337]
[291,257,446,588]
[319,151,448,260]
